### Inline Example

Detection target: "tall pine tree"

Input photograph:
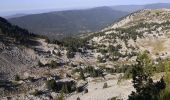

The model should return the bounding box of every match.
[128,53,166,100]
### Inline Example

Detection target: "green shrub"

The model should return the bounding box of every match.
[77,97,80,100]
[49,61,61,68]
[80,68,85,80]
[56,92,64,100]
[84,88,88,93]
[15,75,20,81]
[27,77,35,82]
[84,66,103,77]
[46,79,57,91]
[67,51,75,58]
[97,56,104,63]
[103,82,108,88]
[61,84,69,94]
[111,97,117,100]
[38,61,44,67]
[39,60,61,68]
[31,90,43,96]
[160,72,170,100]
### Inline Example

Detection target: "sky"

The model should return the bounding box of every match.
[0,0,170,16]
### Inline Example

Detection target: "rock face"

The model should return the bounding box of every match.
[0,43,37,80]
[0,17,39,80]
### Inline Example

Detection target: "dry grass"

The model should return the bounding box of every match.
[114,60,134,65]
[165,32,170,38]
[140,39,166,55]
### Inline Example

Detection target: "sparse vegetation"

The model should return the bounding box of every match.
[46,79,76,93]
[39,60,61,68]
[84,66,103,77]
[62,37,87,52]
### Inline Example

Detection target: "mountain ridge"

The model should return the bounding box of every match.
[8,7,128,40]
[112,3,170,12]
[8,3,170,40]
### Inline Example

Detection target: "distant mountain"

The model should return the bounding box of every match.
[8,7,128,40]
[8,3,170,40]
[112,5,144,12]
[5,13,27,19]
[144,3,170,9]
[112,3,170,12]
[0,16,48,48]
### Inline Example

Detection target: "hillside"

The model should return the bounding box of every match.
[8,7,128,40]
[64,9,170,100]
[1,9,170,100]
[112,3,170,12]
[0,17,40,80]
[5,13,28,19]
[87,9,170,61]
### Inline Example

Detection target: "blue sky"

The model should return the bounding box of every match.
[0,0,170,16]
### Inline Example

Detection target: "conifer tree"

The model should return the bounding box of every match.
[128,53,166,100]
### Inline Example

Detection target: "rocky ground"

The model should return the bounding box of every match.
[67,74,133,100]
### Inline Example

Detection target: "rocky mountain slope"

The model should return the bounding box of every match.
[87,9,170,61]
[0,17,40,80]
[1,9,170,100]
[66,9,170,100]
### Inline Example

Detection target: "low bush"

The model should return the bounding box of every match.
[15,75,20,81]
[46,79,57,91]
[103,82,108,88]
[31,90,43,96]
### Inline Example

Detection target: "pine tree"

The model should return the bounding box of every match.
[61,84,69,94]
[80,68,85,80]
[46,79,57,91]
[128,53,166,100]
